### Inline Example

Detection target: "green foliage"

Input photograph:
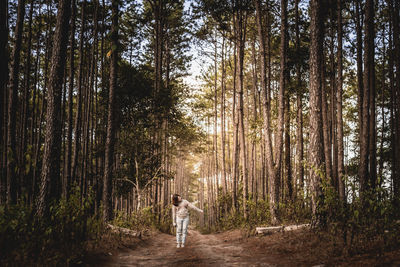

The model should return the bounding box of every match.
[278,199,312,225]
[0,188,102,265]
[317,176,400,255]
[113,207,154,231]
[112,205,175,235]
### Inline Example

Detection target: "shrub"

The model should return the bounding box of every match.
[0,187,102,265]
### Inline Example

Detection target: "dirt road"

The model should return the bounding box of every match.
[88,228,400,266]
[96,229,276,266]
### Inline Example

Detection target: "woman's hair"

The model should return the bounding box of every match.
[172,194,181,206]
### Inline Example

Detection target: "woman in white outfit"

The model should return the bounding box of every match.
[172,194,203,248]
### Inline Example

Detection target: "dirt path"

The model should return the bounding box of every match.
[88,228,400,266]
[96,229,275,266]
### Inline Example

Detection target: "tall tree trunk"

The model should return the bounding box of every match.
[321,61,333,184]
[359,0,374,194]
[234,5,248,219]
[309,0,325,221]
[392,0,400,208]
[19,0,35,195]
[0,0,9,204]
[33,5,52,202]
[7,0,26,205]
[36,0,71,217]
[213,32,219,202]
[103,0,118,222]
[283,2,291,198]
[275,0,287,201]
[284,85,291,200]
[254,0,282,224]
[220,34,227,198]
[294,0,304,200]
[368,0,377,191]
[355,0,364,166]
[64,0,76,198]
[71,0,86,184]
[329,12,337,189]
[251,38,258,201]
[337,0,345,201]
[388,0,396,202]
[231,39,239,213]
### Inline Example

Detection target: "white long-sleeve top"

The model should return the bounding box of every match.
[172,199,203,224]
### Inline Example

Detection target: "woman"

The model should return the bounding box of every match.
[172,194,203,248]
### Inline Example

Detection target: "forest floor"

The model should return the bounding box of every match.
[85,228,400,266]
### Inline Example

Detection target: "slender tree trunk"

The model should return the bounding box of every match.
[220,34,227,198]
[309,0,325,221]
[337,0,345,201]
[284,85,291,200]
[359,0,374,194]
[254,0,281,224]
[321,61,333,184]
[19,0,34,195]
[232,39,239,213]
[294,0,304,201]
[103,0,118,222]
[355,0,364,164]
[234,5,248,219]
[378,27,386,189]
[282,0,292,200]
[329,14,338,189]
[0,0,8,204]
[33,7,52,201]
[36,0,71,217]
[388,0,396,201]
[392,0,400,208]
[72,0,86,184]
[275,0,287,193]
[64,0,76,198]
[213,32,219,202]
[7,0,26,205]
[251,39,258,201]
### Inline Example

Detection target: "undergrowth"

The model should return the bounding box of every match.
[0,187,103,266]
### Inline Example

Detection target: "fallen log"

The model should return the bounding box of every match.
[107,224,141,237]
[256,224,310,235]
[256,226,284,234]
[283,224,310,231]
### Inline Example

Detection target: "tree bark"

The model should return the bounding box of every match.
[388,0,396,203]
[0,0,8,204]
[321,61,332,185]
[309,0,325,220]
[36,0,71,217]
[213,32,219,202]
[19,0,35,195]
[337,0,345,201]
[294,0,304,200]
[392,0,400,208]
[103,0,118,222]
[71,0,86,185]
[355,0,364,165]
[254,0,283,224]
[7,0,25,205]
[359,0,374,194]
[234,4,248,219]
[64,0,76,198]
[220,34,227,197]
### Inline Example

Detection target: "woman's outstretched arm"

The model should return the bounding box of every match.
[188,201,203,213]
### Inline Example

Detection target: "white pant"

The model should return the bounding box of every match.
[176,216,189,244]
